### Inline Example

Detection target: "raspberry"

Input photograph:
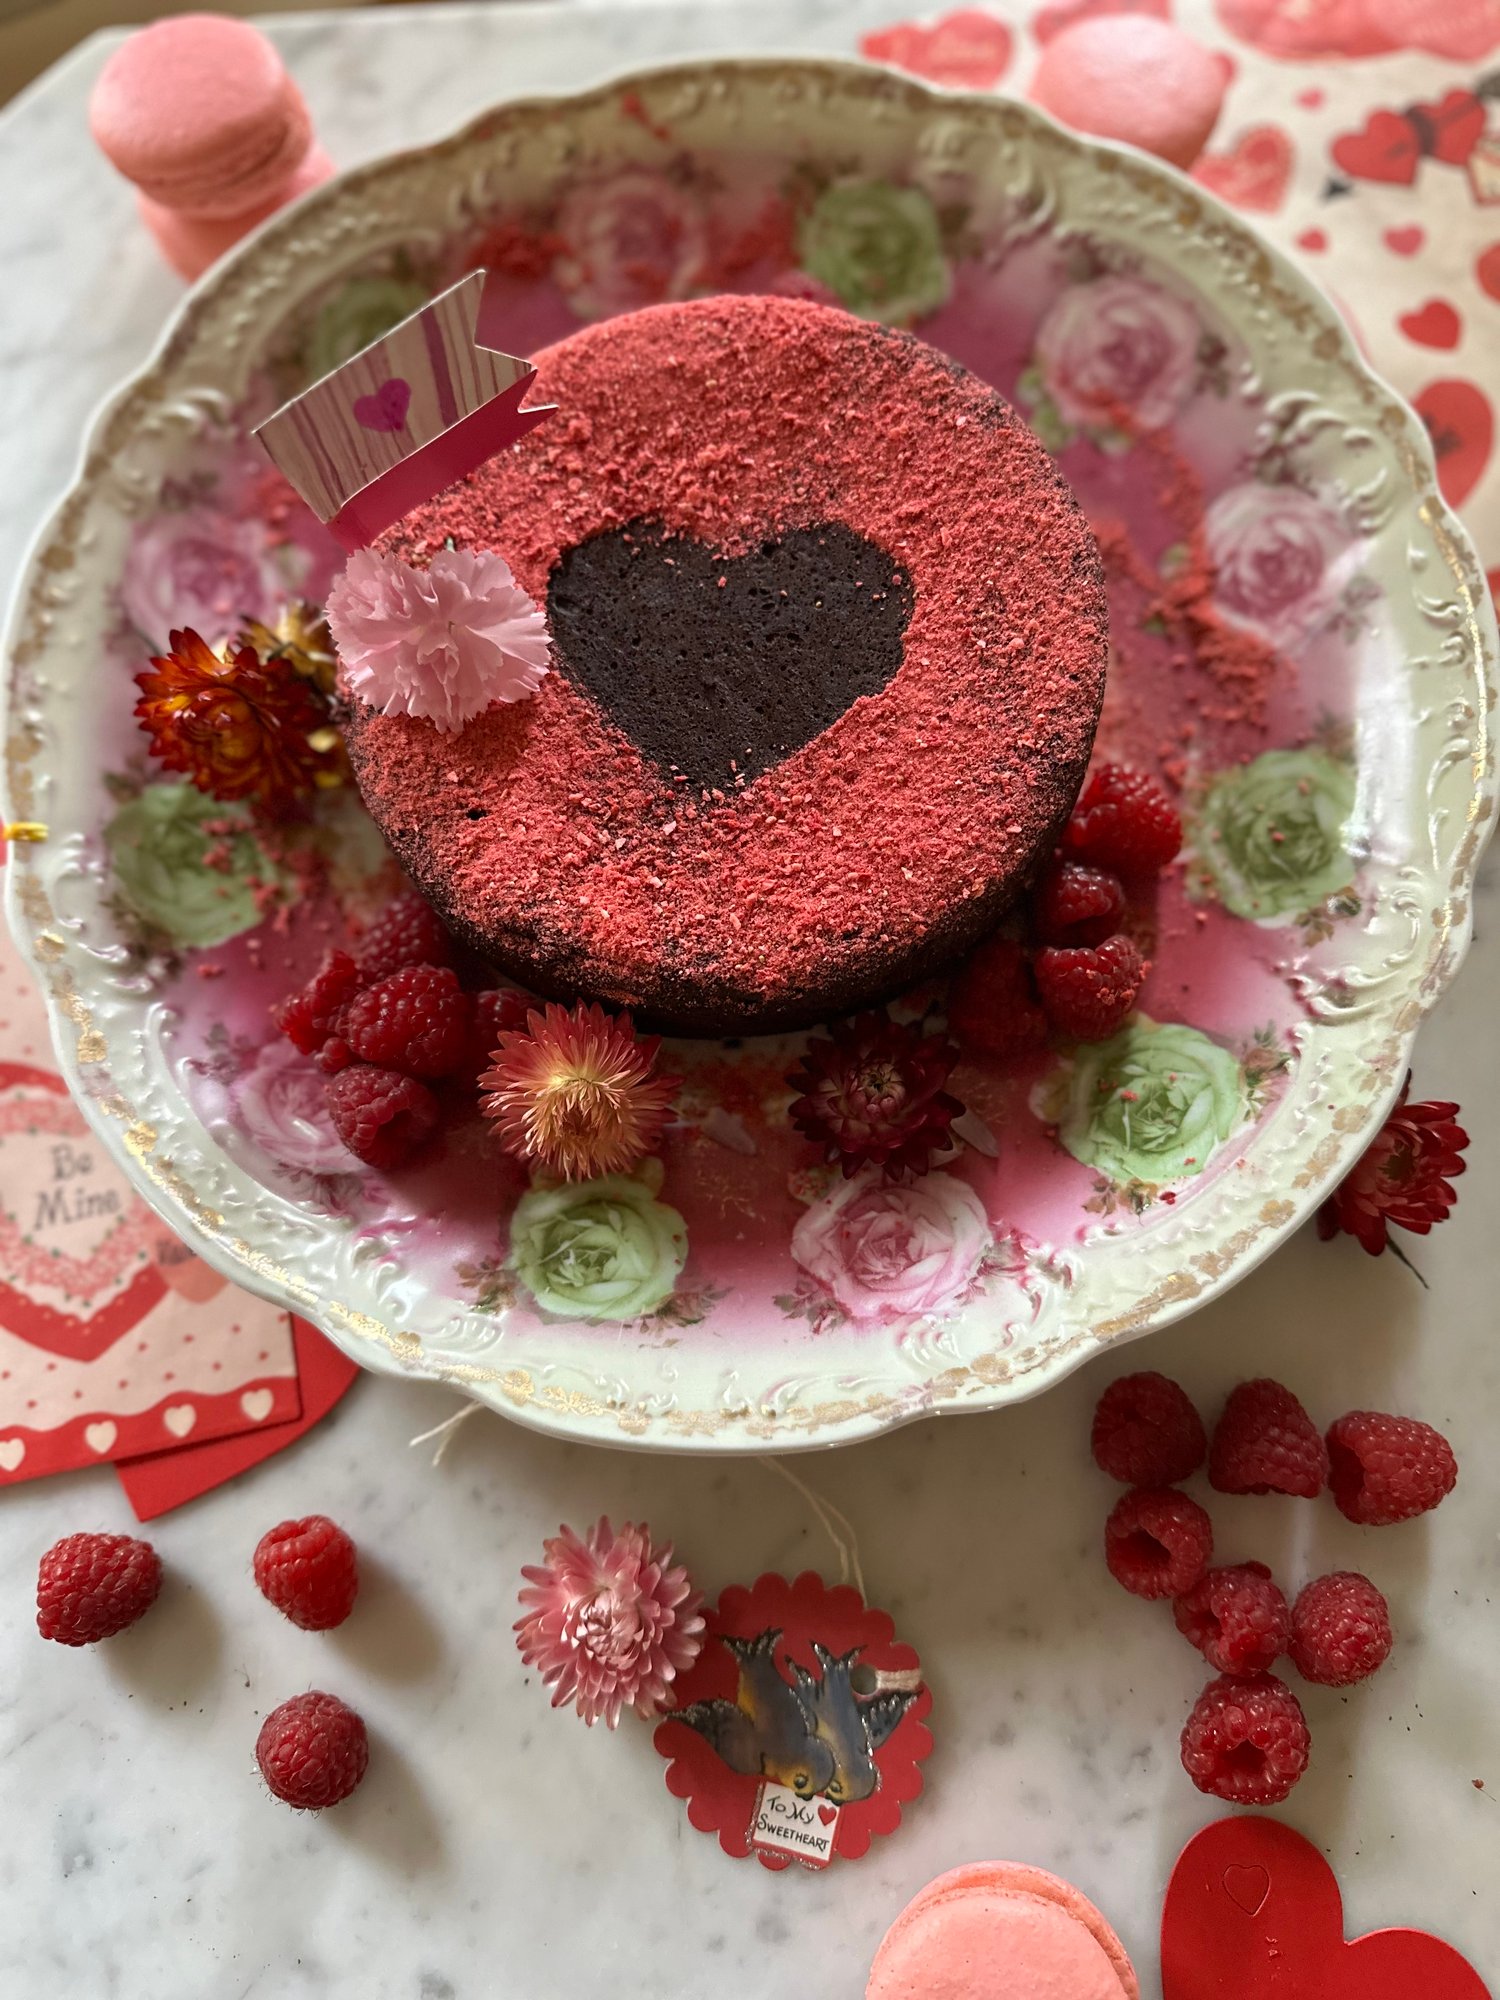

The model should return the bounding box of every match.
[1034,934,1146,1041]
[255,1690,368,1809]
[1033,860,1126,947]
[1290,1572,1393,1686]
[1326,1410,1457,1525]
[354,889,455,984]
[1208,1379,1329,1498]
[1104,1488,1213,1599]
[340,964,473,1078]
[1091,1371,1206,1486]
[1064,764,1183,875]
[37,1531,162,1645]
[254,1515,359,1630]
[460,987,535,1086]
[1180,1672,1310,1805]
[946,935,1048,1061]
[273,949,361,1055]
[326,1063,440,1169]
[1174,1562,1289,1676]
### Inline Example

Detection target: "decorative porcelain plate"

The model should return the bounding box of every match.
[4,59,1495,1452]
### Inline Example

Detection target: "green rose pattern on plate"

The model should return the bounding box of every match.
[506,1167,688,1323]
[104,784,274,949]
[1194,748,1358,923]
[796,180,951,324]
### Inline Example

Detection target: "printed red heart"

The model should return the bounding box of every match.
[1296,88,1325,110]
[1399,300,1462,350]
[859,9,1014,88]
[1477,243,1500,301]
[817,1803,838,1825]
[1414,378,1494,507]
[1333,111,1421,185]
[1413,89,1486,167]
[1296,227,1329,252]
[1384,224,1426,257]
[1162,1817,1489,2000]
[1031,0,1167,43]
[1194,127,1294,212]
[353,377,412,433]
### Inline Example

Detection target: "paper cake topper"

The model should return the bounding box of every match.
[1162,1817,1491,2000]
[654,1571,932,1871]
[254,270,554,551]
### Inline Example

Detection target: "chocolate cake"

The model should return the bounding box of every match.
[340,295,1109,1035]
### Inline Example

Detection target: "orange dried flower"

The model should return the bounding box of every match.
[480,1001,679,1181]
[134,627,340,811]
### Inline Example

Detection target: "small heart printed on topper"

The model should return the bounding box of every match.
[354,377,412,433]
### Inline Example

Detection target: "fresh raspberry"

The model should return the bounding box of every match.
[1091,1371,1207,1486]
[1033,860,1127,947]
[947,935,1048,1061]
[1326,1410,1457,1525]
[254,1515,359,1630]
[1209,1379,1329,1498]
[255,1690,368,1810]
[1289,1572,1393,1686]
[1174,1562,1290,1676]
[354,889,455,984]
[326,1063,440,1169]
[1034,933,1146,1041]
[1180,1672,1310,1805]
[460,988,536,1086]
[339,965,473,1079]
[1104,1487,1213,1600]
[273,949,362,1055]
[37,1531,162,1645]
[1064,764,1183,875]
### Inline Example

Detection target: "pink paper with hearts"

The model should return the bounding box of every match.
[0,847,299,1484]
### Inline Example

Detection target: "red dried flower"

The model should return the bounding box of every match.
[480,1001,679,1181]
[135,627,340,811]
[788,1011,962,1180]
[1317,1076,1468,1257]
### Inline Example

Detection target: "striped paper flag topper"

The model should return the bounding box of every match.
[254,270,554,550]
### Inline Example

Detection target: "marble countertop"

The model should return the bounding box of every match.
[1,6,1497,1997]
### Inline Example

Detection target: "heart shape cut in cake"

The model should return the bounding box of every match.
[1162,1817,1491,2000]
[354,377,412,433]
[546,522,912,790]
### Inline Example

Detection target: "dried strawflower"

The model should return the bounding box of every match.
[481,1001,679,1181]
[516,1518,704,1728]
[241,601,339,696]
[327,546,550,732]
[134,627,342,811]
[788,1011,962,1180]
[1317,1076,1468,1267]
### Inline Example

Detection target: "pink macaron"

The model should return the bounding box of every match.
[90,14,318,220]
[868,1861,1139,2000]
[1028,16,1228,171]
[138,145,334,281]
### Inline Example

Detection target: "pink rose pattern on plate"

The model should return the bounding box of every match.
[93,22,1494,1353]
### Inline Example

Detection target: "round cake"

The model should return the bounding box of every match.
[341,295,1108,1035]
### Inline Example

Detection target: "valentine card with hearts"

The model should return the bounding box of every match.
[0,869,300,1484]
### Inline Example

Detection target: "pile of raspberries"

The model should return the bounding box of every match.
[36,1516,369,1810]
[273,891,528,1169]
[950,763,1182,1052]
[1092,1371,1459,1804]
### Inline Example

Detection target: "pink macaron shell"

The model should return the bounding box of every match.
[139,145,335,282]
[90,14,314,219]
[1028,16,1226,171]
[868,1862,1139,2000]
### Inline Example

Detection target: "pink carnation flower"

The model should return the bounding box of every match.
[515,1518,704,1728]
[327,546,550,732]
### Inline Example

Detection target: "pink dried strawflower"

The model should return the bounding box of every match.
[327,546,550,731]
[516,1518,704,1728]
[480,1001,679,1181]
[788,1011,963,1180]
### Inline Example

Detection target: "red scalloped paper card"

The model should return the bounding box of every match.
[1162,1817,1491,2000]
[653,1570,932,1870]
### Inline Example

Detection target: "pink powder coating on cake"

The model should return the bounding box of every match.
[867,1861,1139,2000]
[1029,18,1227,171]
[342,297,1108,1033]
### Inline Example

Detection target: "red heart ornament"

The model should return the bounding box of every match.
[1414,378,1494,507]
[1333,111,1422,185]
[353,377,412,432]
[1399,300,1462,350]
[1413,90,1486,168]
[859,9,1013,88]
[1194,127,1294,212]
[1163,1818,1491,2000]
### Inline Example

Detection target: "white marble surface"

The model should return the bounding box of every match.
[1,6,1498,1997]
